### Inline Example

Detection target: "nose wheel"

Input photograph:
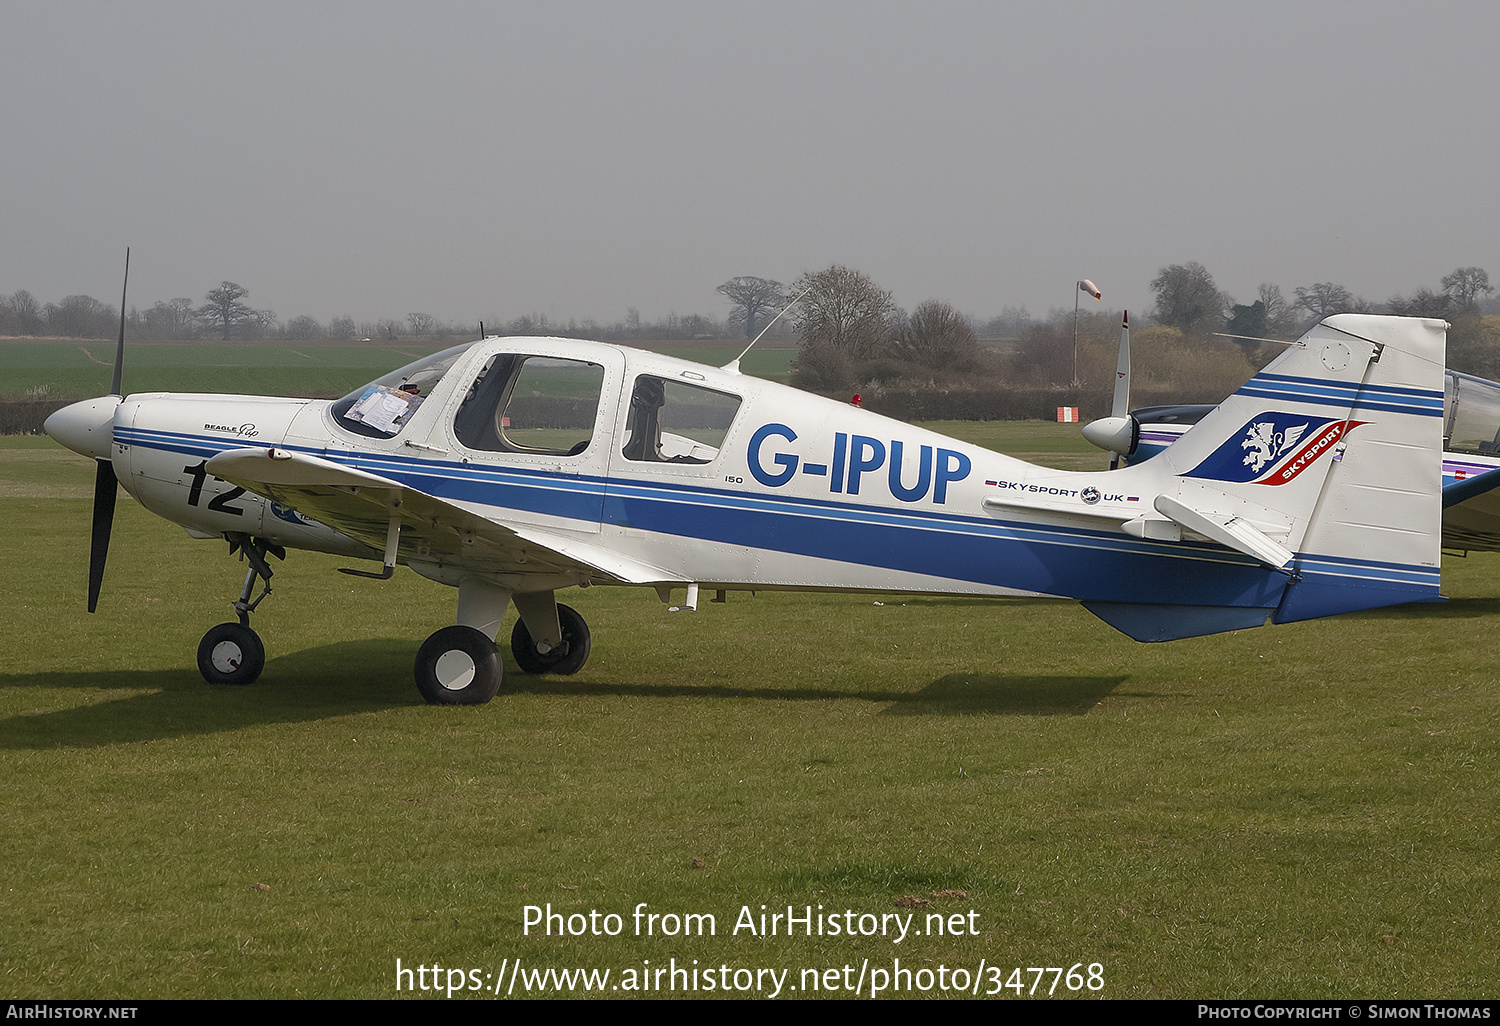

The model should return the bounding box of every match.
[197,622,265,685]
[197,534,281,687]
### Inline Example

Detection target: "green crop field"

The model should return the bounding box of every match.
[0,338,799,401]
[1,428,1496,1000]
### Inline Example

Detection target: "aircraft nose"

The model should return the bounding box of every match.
[44,396,123,460]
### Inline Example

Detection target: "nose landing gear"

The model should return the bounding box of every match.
[197,534,282,686]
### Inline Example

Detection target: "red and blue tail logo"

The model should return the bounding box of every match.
[1184,413,1365,485]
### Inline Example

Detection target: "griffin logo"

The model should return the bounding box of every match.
[1241,421,1307,474]
[1186,413,1364,485]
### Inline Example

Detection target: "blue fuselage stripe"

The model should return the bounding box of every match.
[115,426,1438,604]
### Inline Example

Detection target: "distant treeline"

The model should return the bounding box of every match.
[0,284,787,345]
[9,260,1500,435]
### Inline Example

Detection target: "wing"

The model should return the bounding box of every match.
[1440,466,1500,552]
[204,447,681,585]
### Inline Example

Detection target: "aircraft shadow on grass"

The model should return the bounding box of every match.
[506,673,1126,717]
[0,642,1127,748]
[0,640,417,749]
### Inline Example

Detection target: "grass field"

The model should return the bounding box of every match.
[0,337,800,400]
[1,428,1496,1000]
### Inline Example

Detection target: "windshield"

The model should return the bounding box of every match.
[330,342,475,438]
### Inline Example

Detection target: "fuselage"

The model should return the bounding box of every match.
[89,336,1285,609]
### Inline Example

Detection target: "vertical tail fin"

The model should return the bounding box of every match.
[1157,314,1446,622]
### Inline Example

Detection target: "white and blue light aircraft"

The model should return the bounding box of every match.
[46,310,1448,706]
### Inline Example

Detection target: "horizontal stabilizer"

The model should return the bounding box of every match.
[1154,494,1294,570]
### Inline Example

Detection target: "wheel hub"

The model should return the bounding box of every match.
[210,641,243,673]
[434,649,477,690]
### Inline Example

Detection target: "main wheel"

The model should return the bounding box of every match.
[197,622,266,685]
[510,603,591,675]
[415,625,502,705]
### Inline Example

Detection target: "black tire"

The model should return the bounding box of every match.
[415,625,502,705]
[197,622,266,686]
[510,603,591,675]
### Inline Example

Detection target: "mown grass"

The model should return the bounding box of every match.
[0,431,1495,999]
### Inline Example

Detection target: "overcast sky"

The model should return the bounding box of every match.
[4,1,1498,327]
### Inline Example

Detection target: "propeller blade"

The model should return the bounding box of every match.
[1110,311,1130,419]
[110,247,129,397]
[1109,311,1132,469]
[85,247,130,611]
[87,458,119,612]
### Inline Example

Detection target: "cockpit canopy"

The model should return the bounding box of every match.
[1445,370,1500,455]
[327,340,746,467]
[330,342,474,439]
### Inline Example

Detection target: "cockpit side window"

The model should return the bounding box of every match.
[454,355,605,455]
[621,376,742,464]
[331,342,473,439]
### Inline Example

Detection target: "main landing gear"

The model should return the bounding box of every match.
[193,547,594,705]
[510,603,591,676]
[197,534,281,686]
[414,625,503,705]
[413,583,593,706]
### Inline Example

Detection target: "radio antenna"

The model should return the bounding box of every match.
[722,287,811,373]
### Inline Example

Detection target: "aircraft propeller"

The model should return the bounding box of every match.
[87,249,131,610]
[45,249,129,611]
[1080,311,1139,469]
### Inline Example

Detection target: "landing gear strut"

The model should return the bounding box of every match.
[198,534,282,686]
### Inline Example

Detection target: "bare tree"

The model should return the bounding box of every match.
[894,299,980,369]
[47,295,116,338]
[198,281,253,341]
[1293,282,1355,320]
[790,265,894,358]
[1258,284,1298,335]
[4,290,43,335]
[139,298,199,339]
[716,276,784,339]
[1387,288,1452,318]
[979,305,1031,339]
[407,312,437,335]
[1149,262,1228,334]
[1441,267,1493,310]
[249,308,279,339]
[283,315,324,340]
